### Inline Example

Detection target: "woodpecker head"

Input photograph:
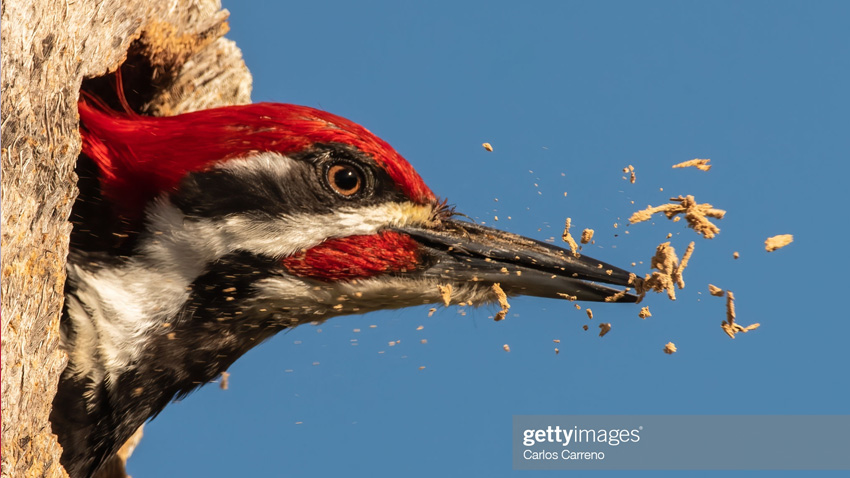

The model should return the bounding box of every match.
[56,97,635,477]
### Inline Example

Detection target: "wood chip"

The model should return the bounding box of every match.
[582,325,589,331]
[765,234,793,252]
[502,344,510,352]
[629,195,725,239]
[554,348,560,355]
[557,292,578,301]
[220,371,230,390]
[708,284,724,297]
[663,342,677,354]
[580,228,594,244]
[586,308,593,319]
[675,241,695,290]
[720,290,760,338]
[553,339,561,343]
[622,164,636,183]
[482,142,493,151]
[638,306,651,319]
[492,283,510,321]
[598,323,612,337]
[733,251,740,259]
[438,284,452,306]
[427,307,437,317]
[561,218,579,255]
[672,158,711,171]
[603,288,631,302]
[635,242,679,301]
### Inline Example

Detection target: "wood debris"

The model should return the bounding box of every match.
[219,371,230,390]
[586,308,593,319]
[629,195,726,239]
[603,288,631,303]
[638,306,651,319]
[632,241,692,301]
[561,218,579,255]
[492,283,510,322]
[438,284,452,306]
[663,342,677,354]
[623,164,636,183]
[765,234,793,252]
[582,325,589,331]
[676,241,695,289]
[502,344,511,352]
[580,228,594,244]
[733,251,740,259]
[482,142,494,152]
[557,292,577,301]
[672,158,711,171]
[720,290,760,338]
[708,284,724,297]
[554,348,560,355]
[598,323,612,337]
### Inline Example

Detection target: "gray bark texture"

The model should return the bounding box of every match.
[1,1,252,476]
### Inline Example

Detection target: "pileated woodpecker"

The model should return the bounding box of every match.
[53,96,636,477]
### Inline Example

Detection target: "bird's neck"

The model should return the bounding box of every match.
[55,241,294,477]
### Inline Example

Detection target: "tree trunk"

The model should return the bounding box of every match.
[1,1,252,476]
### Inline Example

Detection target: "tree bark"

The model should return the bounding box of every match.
[1,1,252,476]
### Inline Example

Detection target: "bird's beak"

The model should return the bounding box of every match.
[398,219,637,303]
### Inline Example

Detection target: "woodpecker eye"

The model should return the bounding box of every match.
[326,163,364,197]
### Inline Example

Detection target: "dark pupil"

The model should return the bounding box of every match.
[334,167,360,192]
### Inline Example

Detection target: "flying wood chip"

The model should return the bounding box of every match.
[491,283,510,321]
[598,323,611,337]
[561,218,579,255]
[663,342,677,354]
[632,241,693,301]
[720,290,760,338]
[482,142,493,152]
[629,195,725,239]
[580,228,595,244]
[622,164,636,183]
[604,288,631,303]
[765,234,793,252]
[672,158,711,171]
[708,284,724,297]
[438,284,452,306]
[638,306,651,319]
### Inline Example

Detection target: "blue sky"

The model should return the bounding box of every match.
[128,1,849,476]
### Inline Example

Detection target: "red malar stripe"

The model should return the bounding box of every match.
[282,232,421,281]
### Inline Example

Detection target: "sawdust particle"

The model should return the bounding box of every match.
[765,234,793,252]
[672,158,711,171]
[629,195,725,239]
[438,284,452,306]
